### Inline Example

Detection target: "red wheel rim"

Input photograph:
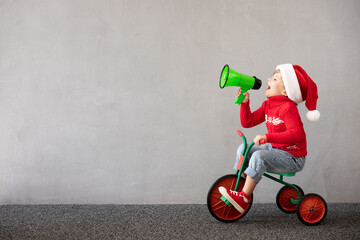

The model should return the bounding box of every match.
[298,196,326,224]
[279,187,301,212]
[209,176,250,221]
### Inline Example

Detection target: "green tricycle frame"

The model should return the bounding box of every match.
[207,130,327,226]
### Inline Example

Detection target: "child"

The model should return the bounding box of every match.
[219,64,320,214]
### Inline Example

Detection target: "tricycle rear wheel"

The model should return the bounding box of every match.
[276,185,304,213]
[296,193,327,225]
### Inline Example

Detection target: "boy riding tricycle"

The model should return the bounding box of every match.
[207,64,327,225]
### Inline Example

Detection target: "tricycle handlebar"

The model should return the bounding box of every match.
[237,130,244,137]
[259,139,267,145]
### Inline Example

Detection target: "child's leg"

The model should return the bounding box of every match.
[242,175,257,197]
[244,149,305,186]
[233,144,269,170]
[221,147,305,213]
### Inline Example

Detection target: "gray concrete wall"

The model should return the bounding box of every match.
[0,0,359,204]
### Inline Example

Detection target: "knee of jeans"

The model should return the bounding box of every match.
[249,151,265,169]
[253,150,267,158]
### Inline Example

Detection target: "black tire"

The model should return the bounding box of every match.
[207,174,253,223]
[276,184,304,213]
[296,193,327,226]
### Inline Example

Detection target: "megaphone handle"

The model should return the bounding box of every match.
[234,94,245,105]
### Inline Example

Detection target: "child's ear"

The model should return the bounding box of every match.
[281,89,288,96]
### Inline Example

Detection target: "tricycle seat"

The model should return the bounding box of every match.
[266,171,296,177]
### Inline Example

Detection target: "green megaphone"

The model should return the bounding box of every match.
[219,64,262,105]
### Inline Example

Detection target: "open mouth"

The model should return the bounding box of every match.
[267,85,271,90]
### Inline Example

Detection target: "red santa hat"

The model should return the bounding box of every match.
[276,64,320,121]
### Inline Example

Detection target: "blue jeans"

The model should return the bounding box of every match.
[233,144,306,183]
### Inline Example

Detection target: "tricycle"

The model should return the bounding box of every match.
[207,130,327,225]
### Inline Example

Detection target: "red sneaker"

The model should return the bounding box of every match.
[218,187,249,213]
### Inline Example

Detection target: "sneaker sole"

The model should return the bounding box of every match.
[218,187,245,213]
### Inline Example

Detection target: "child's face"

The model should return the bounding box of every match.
[265,71,287,98]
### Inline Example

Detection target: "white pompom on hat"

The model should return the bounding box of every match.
[276,64,320,121]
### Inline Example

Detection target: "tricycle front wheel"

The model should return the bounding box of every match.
[207,174,253,223]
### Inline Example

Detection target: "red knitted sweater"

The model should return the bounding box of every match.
[240,96,307,157]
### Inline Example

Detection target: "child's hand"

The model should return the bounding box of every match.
[254,135,267,146]
[236,88,250,103]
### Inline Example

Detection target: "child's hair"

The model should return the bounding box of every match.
[273,69,281,75]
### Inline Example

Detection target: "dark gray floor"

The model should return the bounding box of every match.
[0,203,359,239]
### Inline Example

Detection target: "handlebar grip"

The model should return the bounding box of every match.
[259,139,267,144]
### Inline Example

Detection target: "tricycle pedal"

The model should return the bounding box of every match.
[221,196,232,207]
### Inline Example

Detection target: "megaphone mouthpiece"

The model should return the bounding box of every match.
[252,77,262,90]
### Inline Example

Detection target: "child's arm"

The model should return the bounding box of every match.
[238,88,265,128]
[240,101,265,128]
